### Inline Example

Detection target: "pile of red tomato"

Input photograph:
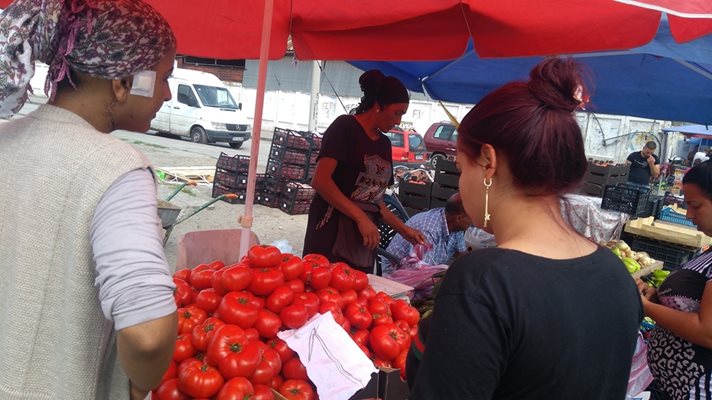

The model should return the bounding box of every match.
[153,245,421,400]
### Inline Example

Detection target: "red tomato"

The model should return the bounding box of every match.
[266,286,294,314]
[208,260,226,270]
[368,298,392,319]
[173,278,194,307]
[221,265,252,292]
[206,324,245,365]
[357,286,377,301]
[373,358,392,369]
[315,287,343,309]
[271,375,284,390]
[195,288,222,314]
[351,329,370,347]
[358,343,371,358]
[211,268,228,295]
[393,325,412,351]
[329,262,355,292]
[254,309,282,339]
[192,317,225,352]
[298,261,313,283]
[370,323,402,361]
[344,303,372,330]
[393,348,408,379]
[279,379,315,400]
[174,268,191,282]
[317,301,345,325]
[250,347,282,385]
[152,378,189,400]
[249,268,286,296]
[266,337,294,364]
[372,313,394,326]
[244,327,260,343]
[207,325,262,378]
[339,290,358,309]
[215,291,260,329]
[285,279,305,293]
[280,255,305,281]
[190,264,215,290]
[178,358,224,398]
[216,377,254,400]
[161,360,178,383]
[309,266,332,290]
[252,383,276,400]
[178,305,207,334]
[174,334,196,362]
[352,270,369,291]
[280,304,308,329]
[390,299,420,327]
[291,292,319,318]
[340,318,351,332]
[374,291,395,305]
[302,253,329,267]
[281,357,309,381]
[248,245,283,268]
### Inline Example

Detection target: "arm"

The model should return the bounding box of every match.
[642,280,712,348]
[378,203,426,246]
[311,157,380,249]
[91,169,178,394]
[648,156,660,179]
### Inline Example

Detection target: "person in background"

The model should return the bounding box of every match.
[303,69,425,273]
[381,193,472,276]
[408,58,642,399]
[638,160,712,400]
[0,1,177,399]
[627,141,661,185]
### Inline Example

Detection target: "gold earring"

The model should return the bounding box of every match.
[483,177,492,228]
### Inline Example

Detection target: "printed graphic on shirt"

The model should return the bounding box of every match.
[350,154,390,203]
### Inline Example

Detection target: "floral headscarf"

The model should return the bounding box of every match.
[0,0,176,118]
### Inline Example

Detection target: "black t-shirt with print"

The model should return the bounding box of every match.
[627,151,660,185]
[303,115,393,259]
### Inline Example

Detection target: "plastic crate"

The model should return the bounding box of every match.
[268,143,311,166]
[626,235,697,269]
[431,182,457,201]
[273,127,311,151]
[283,181,316,201]
[215,152,250,174]
[433,170,460,188]
[300,130,323,151]
[213,169,248,190]
[266,159,308,182]
[279,198,312,215]
[211,184,246,204]
[601,184,650,217]
[645,195,663,219]
[658,206,696,228]
[256,191,281,208]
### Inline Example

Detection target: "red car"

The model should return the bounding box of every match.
[423,121,457,168]
[383,129,428,167]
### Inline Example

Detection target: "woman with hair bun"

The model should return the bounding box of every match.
[303,69,425,273]
[409,58,642,399]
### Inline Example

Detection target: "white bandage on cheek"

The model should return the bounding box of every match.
[130,70,157,97]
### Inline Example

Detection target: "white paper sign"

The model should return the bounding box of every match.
[278,312,378,400]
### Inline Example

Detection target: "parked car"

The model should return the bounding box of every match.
[423,121,457,168]
[151,68,252,148]
[383,128,428,167]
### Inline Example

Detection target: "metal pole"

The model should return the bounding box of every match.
[308,61,321,132]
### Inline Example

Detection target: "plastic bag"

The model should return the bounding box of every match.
[627,332,653,398]
[270,239,293,254]
[387,244,447,300]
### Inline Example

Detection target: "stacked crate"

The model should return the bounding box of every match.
[580,161,630,197]
[212,152,250,204]
[430,159,460,208]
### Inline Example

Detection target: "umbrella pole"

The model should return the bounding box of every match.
[239,0,275,258]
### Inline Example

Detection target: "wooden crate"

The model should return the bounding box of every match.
[624,217,712,248]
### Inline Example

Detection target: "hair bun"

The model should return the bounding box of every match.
[359,69,386,98]
[527,58,586,113]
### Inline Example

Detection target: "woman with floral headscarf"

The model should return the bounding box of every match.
[0,1,178,399]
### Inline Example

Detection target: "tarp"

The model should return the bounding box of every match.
[662,124,712,136]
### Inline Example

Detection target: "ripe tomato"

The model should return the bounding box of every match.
[250,347,282,385]
[374,291,395,305]
[152,378,189,400]
[161,360,178,383]
[215,291,260,329]
[208,260,226,270]
[207,325,261,378]
[351,329,370,347]
[217,377,254,400]
[315,287,343,309]
[291,292,319,318]
[266,337,295,363]
[280,304,308,329]
[298,261,313,283]
[173,278,194,307]
[393,348,408,379]
[178,305,207,334]
[285,279,305,293]
[244,328,260,343]
[178,358,224,398]
[195,288,222,314]
[369,323,402,361]
[221,265,252,292]
[339,290,358,309]
[266,286,294,314]
[309,266,332,290]
[329,263,355,292]
[248,245,282,268]
[373,358,392,369]
[252,383,276,400]
[302,253,329,267]
[368,298,391,318]
[352,270,369,291]
[174,268,191,281]
[279,379,315,400]
[317,301,345,325]
[190,264,215,290]
[211,268,228,295]
[192,317,226,352]
[206,324,245,365]
[357,286,376,301]
[344,303,372,330]
[358,343,370,358]
[390,299,420,327]
[254,309,282,339]
[280,255,305,281]
[249,268,286,296]
[281,357,309,381]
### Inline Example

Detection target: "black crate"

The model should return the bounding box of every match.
[211,184,246,204]
[279,198,312,215]
[256,191,281,208]
[400,181,432,196]
[626,235,697,269]
[269,143,311,166]
[584,162,629,186]
[283,181,316,201]
[299,130,323,151]
[266,159,309,182]
[213,169,248,190]
[431,182,457,200]
[645,195,663,219]
[263,176,287,193]
[434,171,460,188]
[215,152,250,174]
[435,159,459,174]
[398,192,430,211]
[580,182,604,197]
[601,184,650,217]
[255,173,268,191]
[273,127,312,151]
[430,196,447,209]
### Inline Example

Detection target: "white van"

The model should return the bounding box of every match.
[151,68,251,148]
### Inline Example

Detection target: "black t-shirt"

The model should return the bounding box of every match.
[627,151,660,185]
[410,247,642,400]
[303,115,393,259]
